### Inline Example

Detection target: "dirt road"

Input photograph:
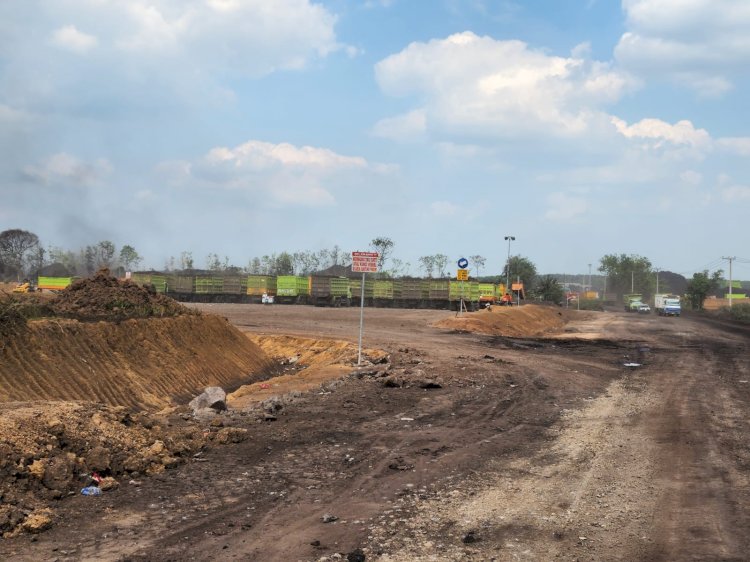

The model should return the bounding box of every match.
[1,305,748,561]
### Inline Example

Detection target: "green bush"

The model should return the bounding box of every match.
[729,303,750,323]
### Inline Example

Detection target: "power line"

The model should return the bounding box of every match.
[676,258,725,276]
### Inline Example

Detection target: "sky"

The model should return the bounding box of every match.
[1,0,749,278]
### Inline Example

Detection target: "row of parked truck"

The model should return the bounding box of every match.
[623,293,681,316]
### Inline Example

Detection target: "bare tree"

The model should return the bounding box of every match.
[419,255,435,278]
[180,251,194,270]
[433,254,448,277]
[469,255,486,278]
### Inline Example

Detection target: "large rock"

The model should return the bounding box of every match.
[189,387,227,414]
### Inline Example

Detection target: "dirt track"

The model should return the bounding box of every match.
[1,304,749,561]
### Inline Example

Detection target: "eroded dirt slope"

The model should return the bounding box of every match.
[0,315,276,409]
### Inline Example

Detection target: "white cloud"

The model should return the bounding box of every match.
[161,140,381,208]
[22,153,111,186]
[1,0,343,113]
[716,137,750,156]
[612,117,711,149]
[110,0,341,74]
[615,0,750,95]
[371,110,426,141]
[52,25,98,54]
[205,141,367,170]
[375,32,635,139]
[721,185,750,202]
[544,192,589,222]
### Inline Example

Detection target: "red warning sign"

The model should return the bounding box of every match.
[352,251,379,273]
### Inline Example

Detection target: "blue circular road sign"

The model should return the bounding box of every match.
[457,257,469,269]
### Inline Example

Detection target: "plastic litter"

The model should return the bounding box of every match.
[81,486,102,496]
[623,362,641,367]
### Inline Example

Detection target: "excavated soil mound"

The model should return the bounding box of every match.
[229,335,388,409]
[0,402,208,538]
[434,304,571,337]
[49,269,190,321]
[0,315,277,409]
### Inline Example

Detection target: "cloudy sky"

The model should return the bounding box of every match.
[1,0,748,277]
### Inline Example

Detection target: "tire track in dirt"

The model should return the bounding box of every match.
[647,327,750,561]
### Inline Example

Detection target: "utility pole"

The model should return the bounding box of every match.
[588,263,592,291]
[655,268,660,295]
[631,270,634,293]
[504,235,515,296]
[722,256,736,308]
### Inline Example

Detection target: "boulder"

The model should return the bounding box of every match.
[189,387,227,414]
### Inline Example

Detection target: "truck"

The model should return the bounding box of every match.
[623,293,643,312]
[654,294,681,316]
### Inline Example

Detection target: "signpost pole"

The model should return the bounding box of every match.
[358,271,365,365]
[456,257,469,317]
[352,251,378,366]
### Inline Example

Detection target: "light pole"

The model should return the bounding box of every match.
[504,236,515,297]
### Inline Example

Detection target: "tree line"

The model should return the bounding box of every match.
[0,229,728,310]
[0,229,142,280]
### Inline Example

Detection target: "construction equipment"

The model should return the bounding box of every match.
[623,293,643,312]
[12,280,36,293]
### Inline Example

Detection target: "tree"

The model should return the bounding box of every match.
[503,255,537,291]
[685,270,723,310]
[180,251,194,270]
[275,252,294,275]
[598,254,653,300]
[0,229,40,280]
[389,258,407,278]
[469,255,486,278]
[536,275,564,304]
[370,237,394,270]
[206,253,222,271]
[96,241,116,268]
[119,245,142,272]
[418,256,435,277]
[248,257,262,274]
[433,254,448,277]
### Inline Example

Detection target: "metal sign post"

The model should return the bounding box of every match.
[352,251,379,365]
[457,258,469,316]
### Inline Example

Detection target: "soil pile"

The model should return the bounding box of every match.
[434,304,572,337]
[0,402,208,538]
[229,335,388,408]
[49,269,190,321]
[0,315,277,409]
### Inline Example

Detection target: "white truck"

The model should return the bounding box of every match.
[654,294,681,316]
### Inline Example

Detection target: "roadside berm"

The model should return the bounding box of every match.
[0,271,278,537]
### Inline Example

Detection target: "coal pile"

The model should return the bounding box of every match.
[50,269,194,321]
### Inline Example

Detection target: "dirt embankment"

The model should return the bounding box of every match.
[434,304,576,337]
[0,315,276,409]
[0,272,282,538]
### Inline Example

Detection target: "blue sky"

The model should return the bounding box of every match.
[1,0,748,278]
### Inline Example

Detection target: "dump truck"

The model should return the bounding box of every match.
[37,276,76,292]
[654,294,681,316]
[623,293,643,312]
